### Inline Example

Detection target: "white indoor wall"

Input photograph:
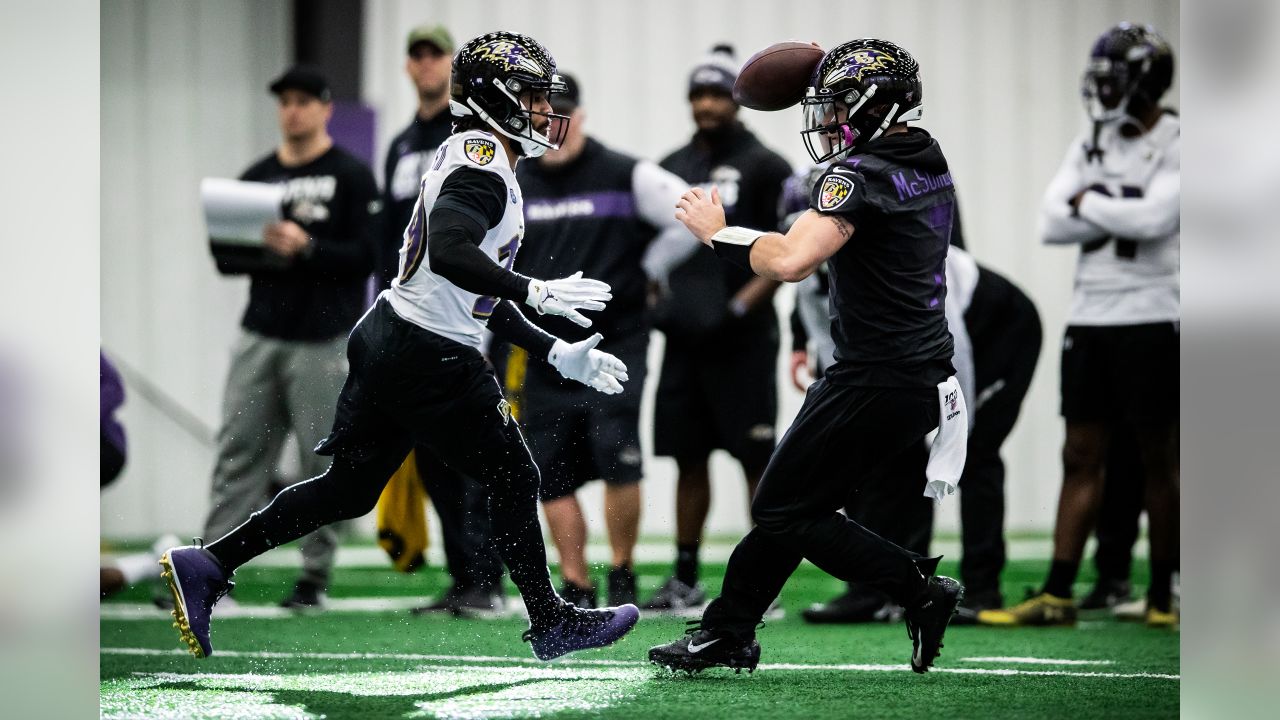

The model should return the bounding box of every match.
[101,0,1178,543]
[101,0,291,537]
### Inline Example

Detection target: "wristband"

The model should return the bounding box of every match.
[710,226,765,271]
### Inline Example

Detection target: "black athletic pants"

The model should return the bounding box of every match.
[208,299,559,624]
[1093,425,1145,584]
[701,380,938,637]
[841,269,1041,602]
[415,445,504,593]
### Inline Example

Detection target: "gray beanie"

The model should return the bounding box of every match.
[688,43,738,98]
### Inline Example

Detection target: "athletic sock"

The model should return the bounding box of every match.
[113,553,162,585]
[1147,561,1174,612]
[1043,560,1079,599]
[675,542,700,586]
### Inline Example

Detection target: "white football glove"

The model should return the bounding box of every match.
[548,333,629,395]
[526,271,612,328]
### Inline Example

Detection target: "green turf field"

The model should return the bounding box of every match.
[101,552,1178,719]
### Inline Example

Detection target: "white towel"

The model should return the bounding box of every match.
[923,375,969,504]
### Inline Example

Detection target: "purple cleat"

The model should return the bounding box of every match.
[158,544,233,658]
[523,603,640,661]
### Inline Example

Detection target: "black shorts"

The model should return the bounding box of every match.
[653,333,778,473]
[1060,322,1179,424]
[507,333,649,501]
[315,299,537,487]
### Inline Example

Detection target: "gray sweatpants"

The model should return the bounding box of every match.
[204,330,347,586]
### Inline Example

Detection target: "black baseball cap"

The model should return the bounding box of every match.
[268,65,332,102]
[551,72,580,113]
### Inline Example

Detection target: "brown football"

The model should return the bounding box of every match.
[733,41,825,111]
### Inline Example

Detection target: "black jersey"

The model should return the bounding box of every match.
[379,110,454,289]
[657,122,792,340]
[812,128,956,387]
[229,145,378,341]
[514,138,657,342]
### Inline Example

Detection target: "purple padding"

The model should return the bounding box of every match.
[330,101,376,168]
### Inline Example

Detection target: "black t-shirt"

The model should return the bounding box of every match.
[656,122,792,342]
[379,110,454,289]
[514,137,655,342]
[231,145,378,341]
[811,128,957,387]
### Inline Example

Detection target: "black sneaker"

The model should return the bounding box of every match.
[950,589,1002,626]
[280,578,326,610]
[559,579,598,609]
[649,621,761,675]
[802,588,898,624]
[522,603,640,661]
[641,577,706,612]
[411,585,506,617]
[903,575,963,673]
[607,566,637,606]
[1078,578,1132,610]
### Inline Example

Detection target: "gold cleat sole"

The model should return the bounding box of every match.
[158,552,206,658]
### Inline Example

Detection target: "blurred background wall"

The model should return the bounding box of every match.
[101,0,1179,542]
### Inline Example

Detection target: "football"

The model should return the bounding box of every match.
[733,41,826,111]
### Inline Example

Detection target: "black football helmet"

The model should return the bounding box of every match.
[1082,22,1174,123]
[800,39,923,163]
[450,31,569,157]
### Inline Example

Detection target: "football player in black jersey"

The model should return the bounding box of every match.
[650,39,966,675]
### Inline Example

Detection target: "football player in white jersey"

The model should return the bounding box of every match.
[159,31,640,661]
[980,22,1179,628]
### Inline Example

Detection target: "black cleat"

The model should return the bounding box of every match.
[802,588,899,624]
[641,577,706,613]
[1079,578,1133,610]
[950,589,1002,626]
[607,566,637,607]
[279,578,327,610]
[522,603,639,661]
[649,622,761,675]
[411,585,506,618]
[904,575,963,673]
[558,579,598,609]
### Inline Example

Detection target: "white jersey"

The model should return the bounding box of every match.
[386,130,524,348]
[1039,113,1180,325]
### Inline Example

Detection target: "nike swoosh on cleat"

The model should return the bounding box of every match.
[687,638,720,654]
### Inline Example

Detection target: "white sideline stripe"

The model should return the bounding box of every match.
[961,656,1116,666]
[100,648,1178,680]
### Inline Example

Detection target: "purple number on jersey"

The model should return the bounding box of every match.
[397,194,429,284]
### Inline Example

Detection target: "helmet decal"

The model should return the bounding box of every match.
[824,49,896,86]
[467,38,547,78]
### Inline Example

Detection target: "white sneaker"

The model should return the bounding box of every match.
[1112,597,1146,621]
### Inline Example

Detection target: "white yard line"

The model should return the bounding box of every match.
[100,647,1178,681]
[961,656,1116,665]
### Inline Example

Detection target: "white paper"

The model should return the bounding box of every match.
[201,178,284,246]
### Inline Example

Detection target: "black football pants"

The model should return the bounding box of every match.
[208,299,559,624]
[415,444,504,593]
[701,380,938,637]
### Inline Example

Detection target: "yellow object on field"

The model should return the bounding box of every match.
[375,450,429,573]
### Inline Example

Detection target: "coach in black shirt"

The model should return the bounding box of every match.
[205,66,378,609]
[644,45,793,611]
